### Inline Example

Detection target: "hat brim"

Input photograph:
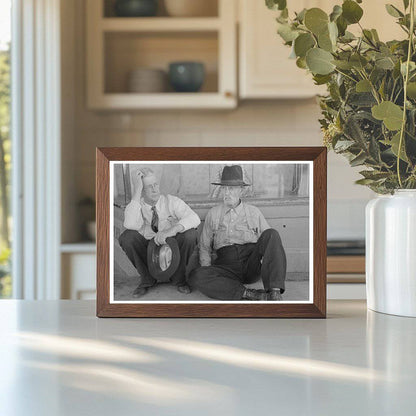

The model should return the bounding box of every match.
[147,237,180,282]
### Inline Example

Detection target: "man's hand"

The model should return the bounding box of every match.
[154,224,185,246]
[132,170,144,202]
[154,230,169,246]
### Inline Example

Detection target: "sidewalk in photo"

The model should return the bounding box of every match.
[114,273,309,302]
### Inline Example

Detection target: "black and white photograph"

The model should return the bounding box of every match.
[110,161,313,303]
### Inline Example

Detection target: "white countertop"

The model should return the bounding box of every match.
[0,300,415,415]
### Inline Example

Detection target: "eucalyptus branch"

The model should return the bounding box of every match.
[397,0,415,188]
[358,69,381,104]
[334,68,358,83]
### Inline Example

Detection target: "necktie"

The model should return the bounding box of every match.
[151,206,159,233]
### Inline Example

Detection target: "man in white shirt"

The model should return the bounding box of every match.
[119,168,201,298]
[189,165,286,301]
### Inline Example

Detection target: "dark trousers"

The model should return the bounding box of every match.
[119,229,198,288]
[189,229,286,300]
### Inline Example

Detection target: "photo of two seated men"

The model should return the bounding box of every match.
[112,162,311,302]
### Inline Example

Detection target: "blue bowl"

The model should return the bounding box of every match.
[114,0,158,17]
[169,62,205,93]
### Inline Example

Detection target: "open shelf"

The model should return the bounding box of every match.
[103,0,219,18]
[104,31,218,94]
[101,17,221,32]
[86,0,236,109]
[92,93,234,109]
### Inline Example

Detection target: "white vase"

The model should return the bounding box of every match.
[366,190,416,317]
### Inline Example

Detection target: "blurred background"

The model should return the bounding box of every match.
[2,0,404,300]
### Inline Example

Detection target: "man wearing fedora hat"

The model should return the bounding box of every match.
[119,168,200,298]
[189,165,286,301]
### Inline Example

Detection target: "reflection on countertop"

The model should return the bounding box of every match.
[0,300,415,415]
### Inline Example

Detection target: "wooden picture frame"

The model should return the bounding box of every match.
[97,147,327,318]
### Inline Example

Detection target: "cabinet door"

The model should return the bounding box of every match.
[239,0,323,99]
[239,0,405,99]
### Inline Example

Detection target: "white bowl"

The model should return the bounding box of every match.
[127,68,167,93]
[164,0,217,17]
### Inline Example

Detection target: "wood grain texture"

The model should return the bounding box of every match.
[96,147,327,318]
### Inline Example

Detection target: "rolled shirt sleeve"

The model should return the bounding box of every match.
[123,200,144,231]
[199,210,214,267]
[171,196,201,231]
[257,208,271,233]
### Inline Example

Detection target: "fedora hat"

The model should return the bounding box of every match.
[147,237,180,282]
[211,165,250,187]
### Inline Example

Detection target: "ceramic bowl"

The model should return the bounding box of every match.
[127,68,167,93]
[114,0,158,17]
[168,62,205,93]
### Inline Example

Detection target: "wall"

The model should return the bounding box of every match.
[61,0,374,243]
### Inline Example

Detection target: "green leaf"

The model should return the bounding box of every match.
[304,8,329,35]
[371,29,380,42]
[294,33,315,57]
[295,8,307,22]
[349,92,377,107]
[306,48,335,75]
[328,21,338,45]
[381,132,409,162]
[350,53,368,69]
[334,139,355,152]
[342,0,363,24]
[333,59,353,70]
[369,136,381,162]
[277,23,299,42]
[401,61,416,76]
[362,29,375,44]
[359,170,391,180]
[356,79,372,92]
[336,15,348,36]
[355,178,377,185]
[350,152,368,167]
[385,4,404,18]
[296,57,307,69]
[266,0,287,11]
[318,31,334,52]
[330,5,343,22]
[372,101,404,130]
[375,56,395,70]
[407,82,416,99]
[313,74,332,85]
[339,31,356,42]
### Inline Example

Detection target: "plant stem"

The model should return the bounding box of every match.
[334,68,357,83]
[397,0,415,188]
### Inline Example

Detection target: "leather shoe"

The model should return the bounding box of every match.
[177,284,191,294]
[242,288,268,301]
[267,289,283,301]
[133,286,148,298]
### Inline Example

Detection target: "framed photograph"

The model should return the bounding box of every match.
[96,147,327,318]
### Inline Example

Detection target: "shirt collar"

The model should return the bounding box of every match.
[225,200,243,215]
[141,195,162,210]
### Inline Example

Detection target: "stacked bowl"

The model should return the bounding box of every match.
[127,68,167,93]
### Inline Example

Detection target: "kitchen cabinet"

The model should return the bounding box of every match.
[86,0,237,109]
[238,0,404,99]
[239,0,326,99]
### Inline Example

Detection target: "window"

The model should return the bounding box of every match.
[0,0,11,298]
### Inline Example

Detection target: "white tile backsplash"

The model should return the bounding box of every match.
[72,100,371,240]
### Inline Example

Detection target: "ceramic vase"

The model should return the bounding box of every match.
[366,190,416,317]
